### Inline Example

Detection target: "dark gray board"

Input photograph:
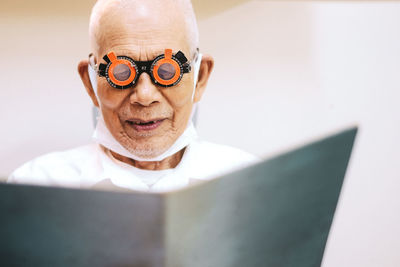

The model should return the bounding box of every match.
[0,127,357,267]
[165,127,357,267]
[0,187,165,267]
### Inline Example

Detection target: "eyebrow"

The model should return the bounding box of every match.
[108,49,169,61]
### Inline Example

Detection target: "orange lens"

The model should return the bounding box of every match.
[113,63,131,82]
[108,58,136,87]
[157,63,176,80]
[152,60,181,86]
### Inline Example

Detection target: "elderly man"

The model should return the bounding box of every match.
[8,0,258,192]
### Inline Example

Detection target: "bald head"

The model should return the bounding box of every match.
[89,0,199,58]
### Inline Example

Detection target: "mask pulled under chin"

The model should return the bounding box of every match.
[93,115,198,162]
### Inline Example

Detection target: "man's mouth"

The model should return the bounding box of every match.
[126,119,165,131]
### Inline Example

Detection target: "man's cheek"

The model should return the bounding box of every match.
[98,86,127,109]
[164,86,193,107]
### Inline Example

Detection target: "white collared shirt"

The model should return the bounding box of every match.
[8,140,260,192]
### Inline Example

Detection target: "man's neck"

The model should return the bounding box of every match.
[108,148,185,170]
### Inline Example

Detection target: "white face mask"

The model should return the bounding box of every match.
[89,52,203,162]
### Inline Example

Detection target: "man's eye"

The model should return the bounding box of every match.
[113,64,131,81]
[157,63,176,80]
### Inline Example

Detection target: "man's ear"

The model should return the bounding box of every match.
[78,59,99,107]
[193,54,214,103]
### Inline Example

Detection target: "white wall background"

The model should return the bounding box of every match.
[1,1,399,266]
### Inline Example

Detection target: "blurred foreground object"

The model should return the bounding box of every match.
[0,127,357,267]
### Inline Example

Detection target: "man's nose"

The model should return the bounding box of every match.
[130,73,161,106]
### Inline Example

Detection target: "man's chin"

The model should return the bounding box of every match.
[120,140,170,159]
[117,127,178,160]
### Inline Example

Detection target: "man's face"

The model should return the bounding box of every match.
[94,11,195,158]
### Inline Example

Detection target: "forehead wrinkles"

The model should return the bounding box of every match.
[97,26,190,61]
[92,1,190,56]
